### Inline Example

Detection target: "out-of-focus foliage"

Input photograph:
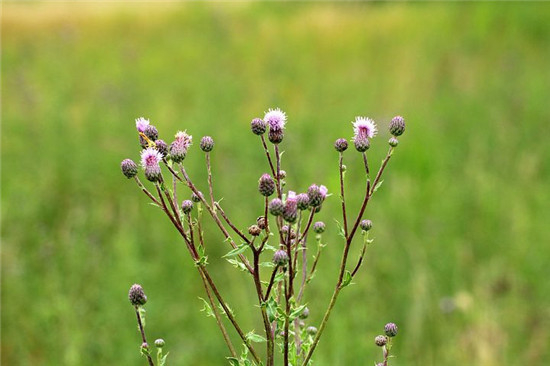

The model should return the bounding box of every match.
[2,3,550,365]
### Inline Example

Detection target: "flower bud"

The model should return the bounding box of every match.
[269,198,284,216]
[181,200,194,214]
[258,174,276,197]
[154,339,165,348]
[155,139,168,156]
[121,159,138,179]
[296,193,309,210]
[256,217,267,230]
[384,322,398,337]
[128,284,147,306]
[144,125,158,141]
[278,170,287,180]
[268,129,284,144]
[375,335,387,347]
[191,191,204,203]
[389,116,405,136]
[306,326,318,335]
[248,225,261,236]
[283,192,298,223]
[360,219,372,231]
[313,221,325,234]
[334,138,348,152]
[307,184,328,207]
[389,137,399,147]
[299,307,310,320]
[353,135,370,152]
[200,136,214,152]
[273,249,289,266]
[251,118,267,135]
[141,342,149,350]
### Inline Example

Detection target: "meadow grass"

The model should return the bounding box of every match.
[2,3,550,365]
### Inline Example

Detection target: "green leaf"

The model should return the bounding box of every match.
[334,219,346,240]
[159,352,169,366]
[246,331,267,343]
[226,258,248,272]
[373,180,384,193]
[341,270,353,288]
[138,307,146,327]
[266,297,278,323]
[222,242,250,258]
[259,261,275,268]
[289,304,308,321]
[198,297,215,318]
[227,357,240,366]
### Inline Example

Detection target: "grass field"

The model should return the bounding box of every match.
[2,3,550,365]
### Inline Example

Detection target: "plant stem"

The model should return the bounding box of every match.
[205,152,215,208]
[252,250,275,366]
[135,307,155,366]
[215,203,250,244]
[339,153,349,239]
[260,135,280,198]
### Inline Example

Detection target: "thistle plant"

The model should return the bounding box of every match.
[121,110,405,365]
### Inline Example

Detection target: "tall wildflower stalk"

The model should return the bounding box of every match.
[121,111,406,365]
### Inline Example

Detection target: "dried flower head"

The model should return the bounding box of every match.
[248,225,261,236]
[258,174,276,197]
[169,131,192,163]
[128,284,147,306]
[384,322,398,337]
[283,191,298,223]
[256,216,267,230]
[334,138,349,152]
[375,335,388,347]
[181,200,194,214]
[121,159,138,179]
[200,136,214,152]
[251,118,267,135]
[273,249,289,266]
[135,117,150,133]
[389,116,405,136]
[269,198,284,216]
[140,147,163,182]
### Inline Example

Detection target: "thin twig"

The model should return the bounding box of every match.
[135,307,155,366]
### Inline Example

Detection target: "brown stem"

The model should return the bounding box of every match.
[205,152,215,208]
[260,135,280,198]
[264,266,279,301]
[252,250,275,366]
[339,153,349,239]
[135,307,155,366]
[215,203,250,244]
[133,177,161,206]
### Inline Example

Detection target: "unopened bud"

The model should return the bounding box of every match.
[200,136,214,152]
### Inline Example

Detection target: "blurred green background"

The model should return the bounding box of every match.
[3,2,550,365]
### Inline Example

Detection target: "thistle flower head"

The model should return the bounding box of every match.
[181,200,194,214]
[283,191,298,223]
[273,249,289,266]
[135,117,150,133]
[264,108,287,131]
[352,116,377,139]
[360,219,373,232]
[299,307,310,319]
[191,191,204,203]
[200,136,214,152]
[269,198,284,216]
[144,125,158,141]
[384,322,398,337]
[296,193,310,210]
[251,118,267,135]
[121,159,138,179]
[307,184,328,207]
[154,339,165,348]
[334,138,349,152]
[248,225,262,236]
[313,221,325,234]
[375,335,388,347]
[258,174,276,197]
[389,137,399,147]
[128,284,147,306]
[140,147,163,182]
[306,326,318,335]
[170,131,193,163]
[389,115,405,136]
[155,139,168,156]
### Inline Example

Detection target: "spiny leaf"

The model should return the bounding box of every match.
[198,297,215,318]
[246,331,267,343]
[222,242,250,258]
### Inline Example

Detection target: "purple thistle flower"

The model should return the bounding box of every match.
[264,108,287,131]
[269,198,284,216]
[283,191,298,223]
[128,284,147,306]
[352,116,377,139]
[155,139,168,156]
[135,117,150,133]
[384,322,398,337]
[144,125,158,141]
[169,131,193,163]
[273,249,289,266]
[307,184,328,207]
[120,159,138,179]
[251,118,267,135]
[389,115,405,136]
[140,147,163,182]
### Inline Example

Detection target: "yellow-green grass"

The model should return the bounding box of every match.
[2,3,550,365]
